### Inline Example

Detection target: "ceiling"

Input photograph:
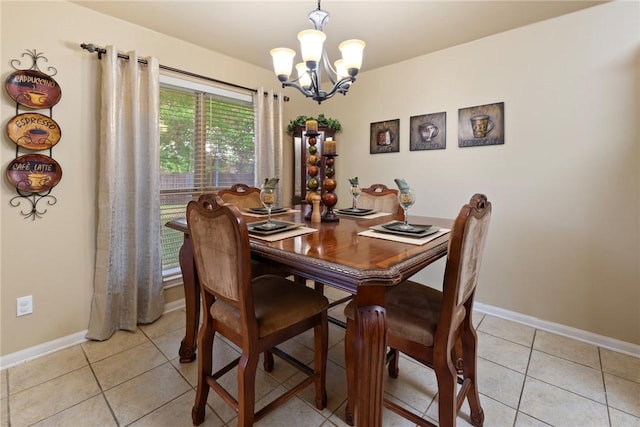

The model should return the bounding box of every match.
[73,1,606,74]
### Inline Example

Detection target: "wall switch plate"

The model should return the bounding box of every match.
[17,295,33,316]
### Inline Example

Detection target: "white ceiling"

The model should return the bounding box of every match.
[73,1,606,73]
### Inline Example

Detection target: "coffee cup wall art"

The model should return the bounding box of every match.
[6,154,62,193]
[410,112,446,151]
[6,113,62,150]
[5,69,62,109]
[370,119,400,154]
[458,102,504,148]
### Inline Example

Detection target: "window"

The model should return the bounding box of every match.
[159,75,255,280]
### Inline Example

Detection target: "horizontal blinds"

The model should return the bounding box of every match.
[159,84,255,273]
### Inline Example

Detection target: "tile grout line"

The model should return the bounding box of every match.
[598,346,614,427]
[81,341,121,426]
[512,328,535,427]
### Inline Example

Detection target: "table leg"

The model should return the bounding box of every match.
[178,236,199,363]
[355,285,387,427]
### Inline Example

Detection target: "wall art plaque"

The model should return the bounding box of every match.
[7,154,62,193]
[410,112,446,151]
[5,69,62,109]
[370,119,400,154]
[458,102,504,148]
[6,113,61,151]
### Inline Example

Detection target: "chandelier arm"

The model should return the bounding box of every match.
[321,52,338,86]
[309,68,322,96]
[280,81,313,97]
[322,77,354,99]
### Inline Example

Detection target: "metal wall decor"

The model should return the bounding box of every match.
[370,119,400,154]
[5,49,62,219]
[410,112,446,151]
[458,102,504,148]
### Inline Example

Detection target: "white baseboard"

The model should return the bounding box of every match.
[474,302,640,358]
[2,299,637,370]
[163,297,186,314]
[0,299,188,371]
[0,331,89,370]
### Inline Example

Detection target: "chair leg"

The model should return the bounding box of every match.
[314,312,328,410]
[263,350,274,372]
[462,328,484,426]
[237,352,259,427]
[344,317,357,426]
[434,358,458,427]
[192,318,214,426]
[388,348,399,378]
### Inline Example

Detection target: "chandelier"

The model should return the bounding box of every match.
[270,1,365,104]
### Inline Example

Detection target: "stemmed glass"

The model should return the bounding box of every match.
[259,186,278,229]
[350,183,361,211]
[397,188,416,230]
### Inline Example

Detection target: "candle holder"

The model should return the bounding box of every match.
[321,153,339,222]
[304,130,321,221]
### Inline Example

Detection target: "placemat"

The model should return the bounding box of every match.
[243,209,300,218]
[337,211,393,219]
[358,228,450,245]
[250,226,317,241]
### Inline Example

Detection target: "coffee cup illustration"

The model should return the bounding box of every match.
[418,122,439,142]
[24,91,48,106]
[377,129,393,146]
[27,172,51,189]
[27,128,50,145]
[470,115,494,139]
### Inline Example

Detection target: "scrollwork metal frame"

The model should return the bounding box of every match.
[6,49,60,220]
[10,48,58,75]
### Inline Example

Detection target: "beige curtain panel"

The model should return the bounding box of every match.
[86,45,164,341]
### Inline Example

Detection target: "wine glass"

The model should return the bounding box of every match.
[397,189,416,230]
[350,183,361,210]
[259,186,278,229]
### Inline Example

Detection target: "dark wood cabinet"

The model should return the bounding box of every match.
[291,126,336,205]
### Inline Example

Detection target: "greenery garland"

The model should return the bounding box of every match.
[286,114,342,135]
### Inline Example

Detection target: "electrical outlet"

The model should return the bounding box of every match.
[17,295,33,316]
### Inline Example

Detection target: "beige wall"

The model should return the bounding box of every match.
[286,1,640,345]
[1,1,638,360]
[0,0,281,357]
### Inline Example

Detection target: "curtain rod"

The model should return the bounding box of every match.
[80,43,288,101]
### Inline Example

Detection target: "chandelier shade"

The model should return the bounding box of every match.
[271,48,296,79]
[270,1,365,104]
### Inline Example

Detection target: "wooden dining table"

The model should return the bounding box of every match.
[166,208,451,426]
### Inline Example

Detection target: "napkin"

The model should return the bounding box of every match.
[394,178,411,193]
[263,176,279,189]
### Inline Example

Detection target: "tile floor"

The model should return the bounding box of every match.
[1,286,639,427]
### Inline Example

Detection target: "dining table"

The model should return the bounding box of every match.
[166,206,451,427]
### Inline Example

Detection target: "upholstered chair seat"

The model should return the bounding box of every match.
[211,274,329,337]
[344,280,442,347]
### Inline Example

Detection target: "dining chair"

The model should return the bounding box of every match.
[344,193,492,427]
[217,182,262,210]
[357,183,403,216]
[201,185,285,278]
[187,196,329,426]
